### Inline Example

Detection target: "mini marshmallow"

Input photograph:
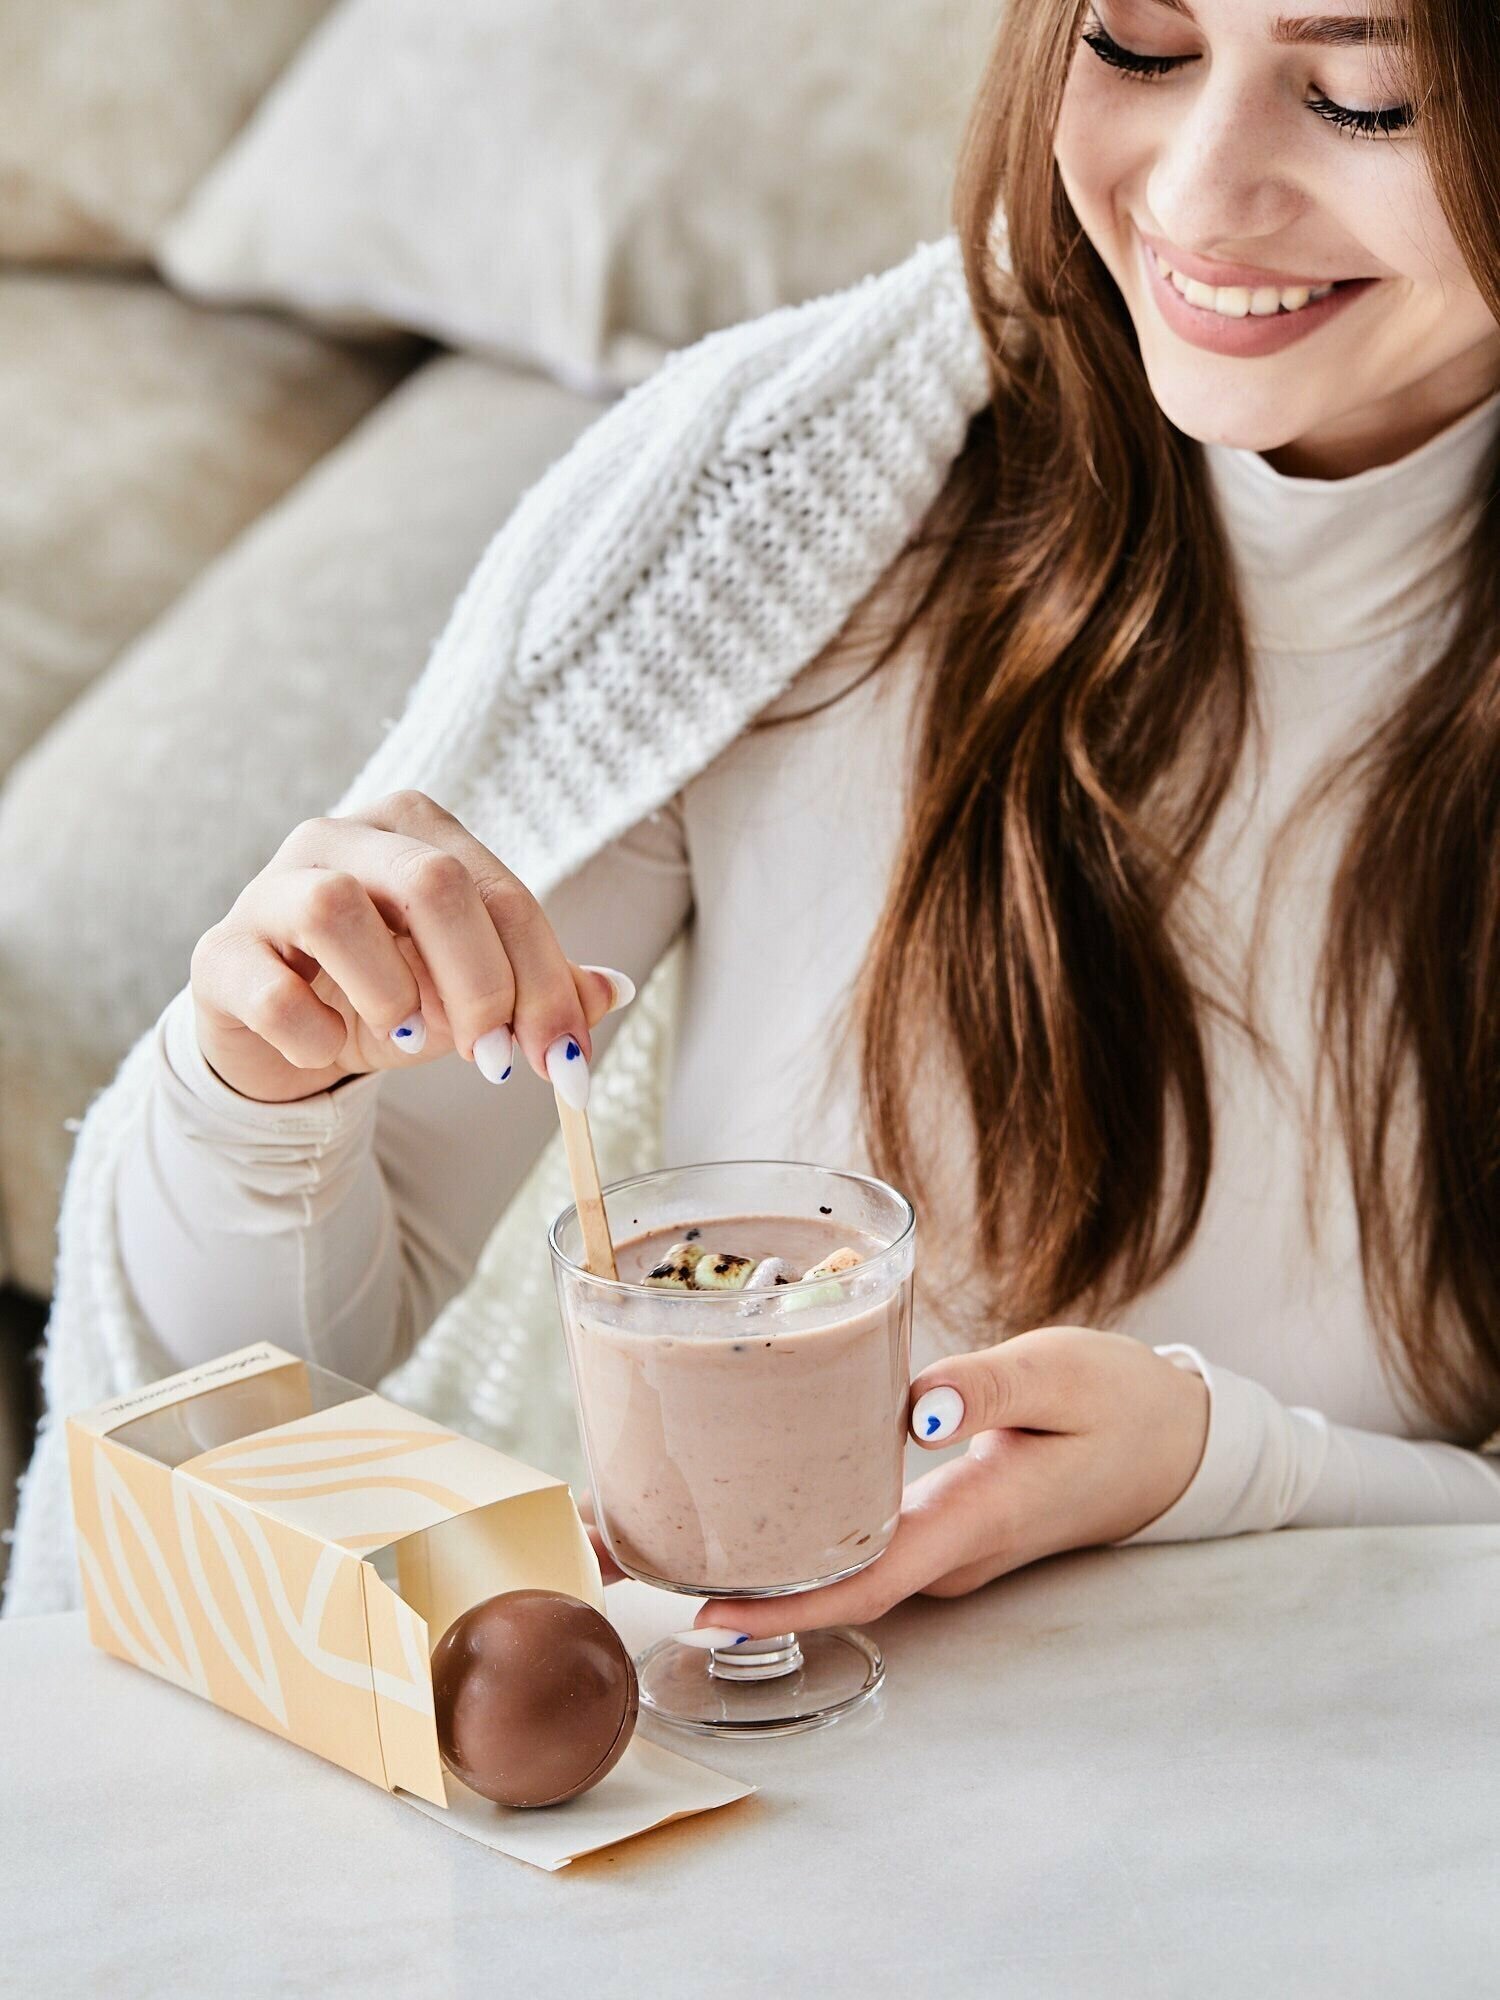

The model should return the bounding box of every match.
[799,1247,861,1282]
[745,1257,798,1291]
[777,1281,841,1313]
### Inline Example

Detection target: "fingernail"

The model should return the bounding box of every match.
[472,1024,514,1084]
[546,1033,590,1111]
[911,1385,965,1443]
[579,964,637,1012]
[671,1627,752,1650]
[389,1011,425,1054]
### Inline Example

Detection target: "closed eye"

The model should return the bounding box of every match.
[1078,18,1416,136]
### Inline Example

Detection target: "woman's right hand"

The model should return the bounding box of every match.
[189,788,626,1105]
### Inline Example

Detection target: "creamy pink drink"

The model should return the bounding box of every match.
[556,1203,914,1595]
[552,1164,917,1733]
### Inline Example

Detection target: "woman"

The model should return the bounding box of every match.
[9,0,1498,1623]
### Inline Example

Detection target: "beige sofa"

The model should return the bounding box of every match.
[0,0,997,1582]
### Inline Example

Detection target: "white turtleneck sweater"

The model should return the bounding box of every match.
[113,383,1500,1545]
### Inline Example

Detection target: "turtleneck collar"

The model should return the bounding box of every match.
[1199,384,1500,655]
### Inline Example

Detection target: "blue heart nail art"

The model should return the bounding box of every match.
[925,1413,941,1435]
[566,1040,580,1060]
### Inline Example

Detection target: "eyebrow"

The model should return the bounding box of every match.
[1148,0,1407,44]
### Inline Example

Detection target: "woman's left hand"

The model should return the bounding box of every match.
[686,1327,1210,1642]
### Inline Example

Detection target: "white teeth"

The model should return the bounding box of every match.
[1154,249,1334,318]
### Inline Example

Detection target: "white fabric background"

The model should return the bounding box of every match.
[0,0,335,260]
[0,270,402,788]
[160,0,1001,390]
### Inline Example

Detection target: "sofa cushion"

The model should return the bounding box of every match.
[159,0,999,391]
[0,0,335,262]
[0,272,409,787]
[0,354,602,1296]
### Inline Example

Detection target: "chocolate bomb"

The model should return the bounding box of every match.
[431,1589,638,1808]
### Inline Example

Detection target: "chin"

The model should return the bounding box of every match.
[1136,353,1308,454]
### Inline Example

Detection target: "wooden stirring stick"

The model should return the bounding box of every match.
[554,1093,619,1279]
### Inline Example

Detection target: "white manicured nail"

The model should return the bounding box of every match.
[546,1033,591,1110]
[671,1627,752,1650]
[579,964,637,1012]
[472,1025,514,1084]
[389,1012,425,1054]
[911,1385,965,1443]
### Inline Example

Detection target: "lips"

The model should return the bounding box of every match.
[1136,228,1353,292]
[1136,232,1377,357]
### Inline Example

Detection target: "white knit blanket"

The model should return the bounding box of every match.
[4,234,989,1615]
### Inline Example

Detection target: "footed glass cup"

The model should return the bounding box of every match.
[549,1160,915,1737]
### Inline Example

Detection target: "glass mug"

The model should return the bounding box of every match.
[549,1160,915,1736]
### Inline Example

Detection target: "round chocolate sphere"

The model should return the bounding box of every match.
[431,1589,638,1808]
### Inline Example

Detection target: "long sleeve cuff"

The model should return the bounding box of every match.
[115,982,405,1380]
[1116,1343,1500,1542]
[158,980,384,1162]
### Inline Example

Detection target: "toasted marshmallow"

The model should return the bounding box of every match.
[777,1246,862,1315]
[693,1250,757,1291]
[800,1247,861,1282]
[642,1240,706,1290]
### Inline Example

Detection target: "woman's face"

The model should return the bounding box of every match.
[1053,0,1500,475]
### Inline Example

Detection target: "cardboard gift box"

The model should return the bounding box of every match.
[67,1341,752,1869]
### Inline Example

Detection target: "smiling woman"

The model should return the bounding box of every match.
[856,0,1500,1455]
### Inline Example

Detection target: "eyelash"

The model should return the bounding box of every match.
[1079,20,1416,137]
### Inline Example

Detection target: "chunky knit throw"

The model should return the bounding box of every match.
[5,233,989,1615]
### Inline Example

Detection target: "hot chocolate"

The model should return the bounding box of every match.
[564,1213,911,1593]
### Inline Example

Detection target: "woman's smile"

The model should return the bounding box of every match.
[1138,227,1378,355]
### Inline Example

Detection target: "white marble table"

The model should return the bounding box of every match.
[4,1528,1497,1999]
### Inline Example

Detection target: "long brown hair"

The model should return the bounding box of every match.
[850,0,1500,1438]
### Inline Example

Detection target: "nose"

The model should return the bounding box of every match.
[1144,66,1305,257]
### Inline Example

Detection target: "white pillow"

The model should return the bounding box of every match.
[0,0,335,262]
[159,0,998,391]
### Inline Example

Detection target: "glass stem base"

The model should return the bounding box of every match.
[637,1625,883,1736]
[708,1633,802,1681]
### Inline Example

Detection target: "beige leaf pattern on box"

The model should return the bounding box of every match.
[190,1426,473,1515]
[76,1444,209,1698]
[172,1478,288,1727]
